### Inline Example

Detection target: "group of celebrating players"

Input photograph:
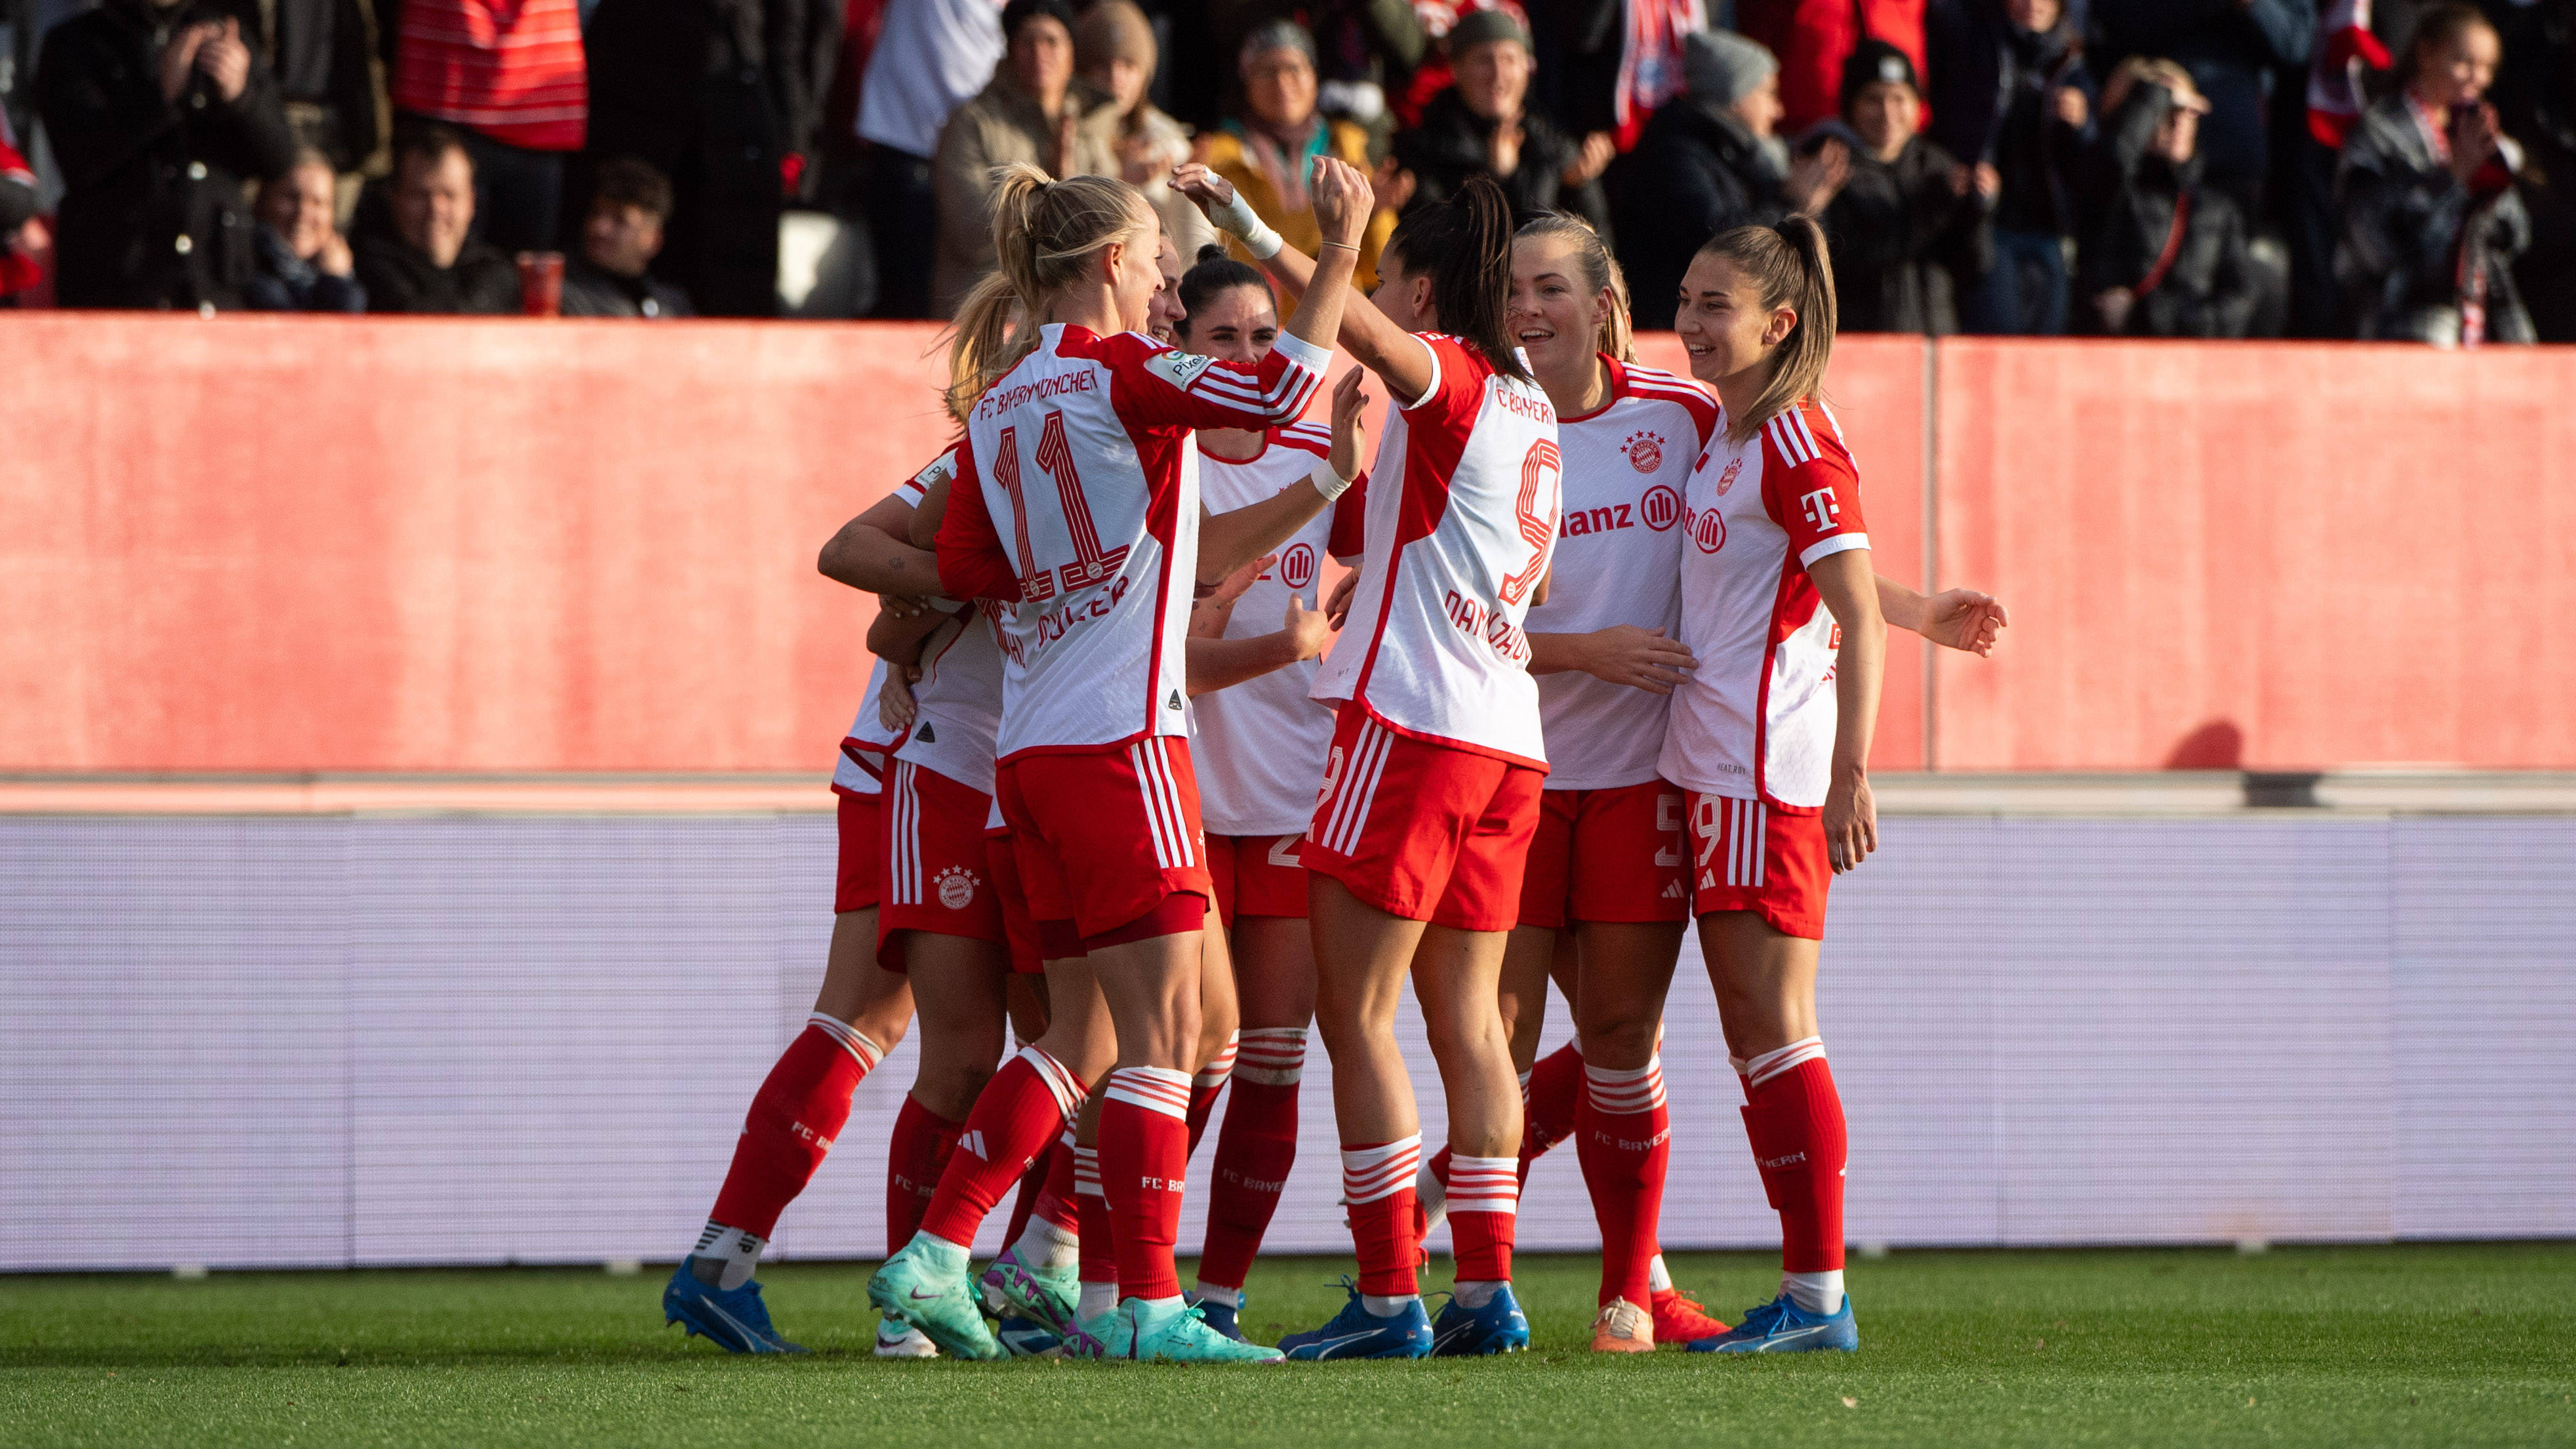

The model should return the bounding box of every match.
[662,148,2006,1364]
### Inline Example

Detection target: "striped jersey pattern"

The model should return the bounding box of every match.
[392,0,588,150]
[1339,1135,1420,1205]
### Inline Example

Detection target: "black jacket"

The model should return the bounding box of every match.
[243,223,367,310]
[34,0,300,309]
[2078,81,2259,338]
[1614,99,1787,330]
[560,256,696,317]
[2088,0,2315,196]
[2333,92,2535,344]
[1394,87,1611,233]
[1925,0,2093,237]
[1819,132,1992,335]
[352,217,518,313]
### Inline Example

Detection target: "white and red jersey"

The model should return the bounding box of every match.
[894,604,1006,795]
[938,323,1332,761]
[831,448,950,796]
[1525,356,1718,791]
[1658,399,1870,810]
[1310,334,1561,767]
[1191,423,1367,836]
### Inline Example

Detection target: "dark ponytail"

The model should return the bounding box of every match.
[1694,213,1837,443]
[1382,175,1532,382]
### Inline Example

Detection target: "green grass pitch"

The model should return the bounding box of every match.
[4,1245,2571,1447]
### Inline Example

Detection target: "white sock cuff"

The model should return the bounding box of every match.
[1340,1134,1422,1204]
[1236,1026,1308,1085]
[1444,1154,1519,1214]
[1018,1044,1087,1117]
[1193,1032,1239,1089]
[1585,1056,1667,1113]
[808,1013,882,1072]
[1104,1065,1193,1120]
[1057,1125,1079,1151]
[1744,1036,1826,1089]
[1073,1143,1104,1198]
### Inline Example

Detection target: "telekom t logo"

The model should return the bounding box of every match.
[1800,487,1841,531]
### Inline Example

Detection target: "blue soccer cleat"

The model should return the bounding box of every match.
[1185,1288,1248,1343]
[1685,1292,1859,1354]
[663,1261,807,1354]
[1278,1281,1434,1361]
[1430,1284,1530,1357]
[994,1313,1066,1358]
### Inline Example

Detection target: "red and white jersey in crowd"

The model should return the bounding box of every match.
[1658,399,1870,810]
[833,659,902,796]
[938,323,1332,761]
[1310,335,1561,767]
[1525,356,1718,791]
[1191,424,1368,836]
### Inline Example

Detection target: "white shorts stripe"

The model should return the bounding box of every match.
[1752,802,1767,888]
[1146,743,1197,867]
[1320,721,1392,857]
[1131,743,1183,870]
[891,762,921,905]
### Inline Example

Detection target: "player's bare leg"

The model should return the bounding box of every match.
[1423,927,1579,1238]
[1189,904,1241,1148]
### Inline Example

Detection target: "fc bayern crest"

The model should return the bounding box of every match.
[1715,457,1745,496]
[1622,430,1665,474]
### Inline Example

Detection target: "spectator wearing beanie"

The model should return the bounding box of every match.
[1807,39,1994,335]
[584,0,837,317]
[931,0,1120,316]
[1616,29,1844,329]
[858,0,1006,318]
[562,156,694,318]
[1393,8,1614,231]
[353,122,519,312]
[1733,0,1928,133]
[1202,20,1404,295]
[35,0,301,310]
[246,146,366,311]
[1076,1,1216,264]
[390,0,586,253]
[2077,59,2259,338]
[1927,0,2095,335]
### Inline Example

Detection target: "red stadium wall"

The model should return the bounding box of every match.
[7,316,2573,775]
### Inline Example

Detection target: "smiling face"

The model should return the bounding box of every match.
[1241,46,1318,134]
[1454,38,1532,122]
[1506,234,1608,382]
[2415,19,2501,109]
[1177,282,1279,363]
[393,144,474,269]
[1674,252,1793,388]
[1849,79,1922,159]
[258,161,338,262]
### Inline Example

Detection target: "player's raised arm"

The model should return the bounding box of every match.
[1197,365,1370,584]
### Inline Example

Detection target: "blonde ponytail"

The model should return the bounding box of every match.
[1697,213,1837,443]
[940,163,1156,423]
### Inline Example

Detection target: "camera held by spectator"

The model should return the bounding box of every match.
[2078,59,2259,339]
[561,157,696,319]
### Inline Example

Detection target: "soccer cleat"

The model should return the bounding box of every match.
[1066,1308,1127,1362]
[866,1241,1005,1361]
[662,1261,807,1354]
[982,1245,1080,1337]
[874,1320,937,1358]
[1651,1286,1730,1344]
[1131,1302,1286,1363]
[1591,1297,1656,1353]
[1278,1282,1434,1360]
[1685,1292,1859,1354]
[1430,1284,1530,1357]
[1184,1289,1247,1343]
[994,1313,1065,1358]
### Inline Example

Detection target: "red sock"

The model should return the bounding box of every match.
[1575,1056,1670,1307]
[1445,1153,1518,1282]
[1520,1042,1584,1183]
[1342,1136,1422,1297]
[916,1045,1087,1248]
[1184,1032,1238,1156]
[1196,1027,1304,1291]
[883,1093,964,1255]
[1031,1128,1081,1235]
[708,1014,882,1240]
[1003,1140,1053,1248]
[1099,1067,1191,1302]
[1075,1144,1117,1288]
[1740,1044,1846,1273]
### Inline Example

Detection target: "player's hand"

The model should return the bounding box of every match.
[1578,624,1697,695]
[1211,554,1271,609]
[1822,769,1877,874]
[1281,592,1330,661]
[1309,155,1371,249]
[1172,163,1240,220]
[1919,588,2009,657]
[878,667,920,733]
[877,592,934,621]
[1323,569,1359,630]
[1329,366,1371,481]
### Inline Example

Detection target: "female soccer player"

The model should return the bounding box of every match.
[1186,166,1556,1359]
[872,159,1367,1364]
[1664,215,1878,1353]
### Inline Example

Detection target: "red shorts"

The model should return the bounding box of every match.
[1517,780,1691,929]
[876,760,1005,970]
[1303,704,1544,933]
[983,825,1045,974]
[833,788,880,914]
[1687,791,1831,940]
[1207,832,1310,926]
[996,736,1214,947]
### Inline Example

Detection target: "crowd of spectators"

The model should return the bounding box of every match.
[0,0,2569,343]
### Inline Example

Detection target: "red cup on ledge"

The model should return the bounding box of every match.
[515,251,564,317]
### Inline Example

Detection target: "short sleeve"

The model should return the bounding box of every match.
[1757,407,1869,569]
[1093,328,1331,432]
[933,435,1023,602]
[1328,472,1371,560]
[1398,334,1489,430]
[897,443,960,506]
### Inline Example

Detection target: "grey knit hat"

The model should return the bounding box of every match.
[1681,28,1779,108]
[1447,8,1532,51]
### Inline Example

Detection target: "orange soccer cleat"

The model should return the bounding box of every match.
[1652,1286,1731,1345]
[1592,1298,1657,1353]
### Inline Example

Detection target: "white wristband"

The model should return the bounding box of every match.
[1308,459,1356,503]
[1209,191,1283,260]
